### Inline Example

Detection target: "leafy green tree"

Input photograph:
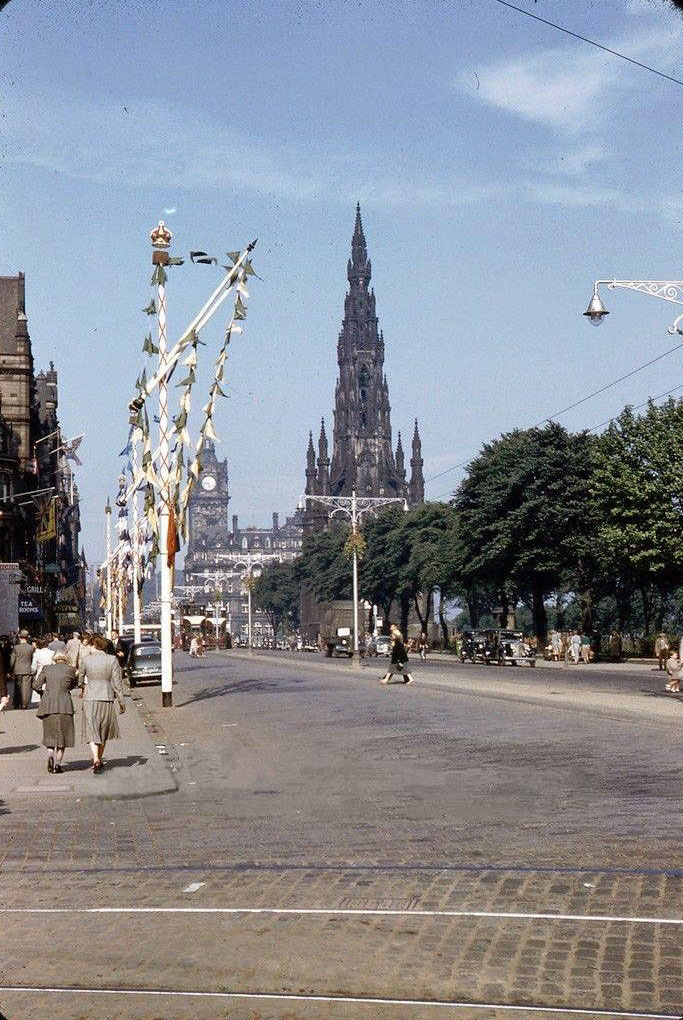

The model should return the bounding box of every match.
[297,524,351,603]
[359,508,406,629]
[454,423,595,642]
[590,400,683,635]
[251,560,301,638]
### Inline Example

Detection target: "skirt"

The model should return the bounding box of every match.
[82,701,120,744]
[41,713,75,749]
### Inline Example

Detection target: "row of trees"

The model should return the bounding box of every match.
[252,399,683,644]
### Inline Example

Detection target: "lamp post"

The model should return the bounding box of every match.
[303,490,408,667]
[105,499,112,638]
[130,429,142,645]
[584,278,683,334]
[233,556,264,653]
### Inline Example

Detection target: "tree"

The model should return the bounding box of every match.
[251,560,300,639]
[590,400,683,635]
[297,524,351,603]
[359,508,406,630]
[454,423,595,643]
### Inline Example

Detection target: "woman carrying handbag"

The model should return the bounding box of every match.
[34,651,78,773]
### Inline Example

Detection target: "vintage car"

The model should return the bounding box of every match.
[126,642,162,686]
[459,630,495,665]
[492,630,536,667]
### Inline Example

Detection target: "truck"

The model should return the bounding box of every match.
[318,600,364,657]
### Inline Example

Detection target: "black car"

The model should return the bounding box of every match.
[127,642,162,686]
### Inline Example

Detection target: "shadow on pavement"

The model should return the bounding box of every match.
[177,676,310,706]
[0,744,40,755]
[64,755,149,771]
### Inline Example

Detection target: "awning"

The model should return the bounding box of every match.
[183,615,207,625]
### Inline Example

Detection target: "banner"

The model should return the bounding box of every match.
[36,500,57,542]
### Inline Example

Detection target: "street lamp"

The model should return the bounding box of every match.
[584,278,683,334]
[233,556,264,653]
[303,489,408,667]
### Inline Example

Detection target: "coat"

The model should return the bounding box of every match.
[65,637,82,668]
[35,663,78,717]
[391,639,408,665]
[10,641,34,676]
[79,651,125,705]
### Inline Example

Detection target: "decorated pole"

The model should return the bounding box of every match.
[150,221,174,707]
[131,429,142,644]
[105,499,112,638]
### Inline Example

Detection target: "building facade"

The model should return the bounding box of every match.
[182,439,302,643]
[0,273,84,630]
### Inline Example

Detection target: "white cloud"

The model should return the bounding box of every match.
[462,25,681,134]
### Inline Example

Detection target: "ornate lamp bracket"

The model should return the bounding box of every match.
[599,279,683,335]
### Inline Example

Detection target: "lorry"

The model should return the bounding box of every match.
[318,600,365,657]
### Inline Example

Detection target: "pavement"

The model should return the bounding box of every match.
[1,651,682,1019]
[0,687,177,800]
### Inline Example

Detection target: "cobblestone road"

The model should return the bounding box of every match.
[0,653,681,1019]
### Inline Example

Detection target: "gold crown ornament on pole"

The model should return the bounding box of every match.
[150,221,172,265]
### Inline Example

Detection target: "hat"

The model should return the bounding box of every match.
[19,629,29,638]
[73,630,81,638]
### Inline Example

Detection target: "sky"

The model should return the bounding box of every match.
[1,0,682,563]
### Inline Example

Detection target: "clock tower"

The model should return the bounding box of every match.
[184,439,230,575]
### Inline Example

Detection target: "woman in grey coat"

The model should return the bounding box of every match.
[34,652,78,773]
[78,634,126,774]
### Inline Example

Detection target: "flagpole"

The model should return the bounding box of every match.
[105,500,112,639]
[151,221,174,708]
[131,429,142,645]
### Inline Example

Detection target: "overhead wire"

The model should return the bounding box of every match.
[425,338,683,498]
[489,0,683,88]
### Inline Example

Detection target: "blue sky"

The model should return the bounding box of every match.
[1,0,682,562]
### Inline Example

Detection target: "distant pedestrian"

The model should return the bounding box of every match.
[189,636,199,657]
[0,652,9,712]
[550,630,561,661]
[31,637,55,696]
[419,632,429,661]
[47,632,67,654]
[10,630,35,710]
[609,629,622,662]
[379,626,414,685]
[35,651,78,773]
[665,652,682,693]
[197,634,205,657]
[569,631,581,665]
[653,632,670,671]
[580,632,591,664]
[79,634,126,774]
[65,630,82,669]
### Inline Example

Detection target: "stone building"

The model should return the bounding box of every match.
[182,439,302,643]
[0,272,84,628]
[301,206,425,639]
[303,205,424,511]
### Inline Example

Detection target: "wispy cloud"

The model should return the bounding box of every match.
[461,25,681,134]
[1,86,499,212]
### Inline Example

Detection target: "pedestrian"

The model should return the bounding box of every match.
[189,635,198,657]
[31,636,55,697]
[379,625,414,685]
[47,632,67,654]
[609,629,622,662]
[65,630,82,669]
[0,651,9,712]
[419,632,428,661]
[79,633,126,774]
[10,629,35,710]
[654,632,670,671]
[34,651,78,773]
[665,651,682,693]
[570,631,581,665]
[550,629,561,661]
[197,634,205,657]
[580,632,591,664]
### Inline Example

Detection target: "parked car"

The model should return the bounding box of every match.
[127,642,162,686]
[460,630,494,665]
[366,635,392,657]
[493,630,536,667]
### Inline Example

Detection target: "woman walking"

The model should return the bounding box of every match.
[79,634,126,774]
[379,626,414,685]
[34,651,78,773]
[31,636,55,702]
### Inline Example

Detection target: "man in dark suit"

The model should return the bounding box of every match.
[10,630,35,709]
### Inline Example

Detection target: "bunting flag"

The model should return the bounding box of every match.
[63,434,84,466]
[190,251,218,265]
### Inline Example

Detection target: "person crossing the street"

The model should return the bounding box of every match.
[379,625,414,685]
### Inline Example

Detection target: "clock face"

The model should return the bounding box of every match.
[201,475,217,492]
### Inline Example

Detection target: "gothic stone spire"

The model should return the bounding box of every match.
[410,419,425,505]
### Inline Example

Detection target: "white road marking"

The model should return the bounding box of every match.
[1,906,682,925]
[0,986,677,1018]
[182,882,206,893]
